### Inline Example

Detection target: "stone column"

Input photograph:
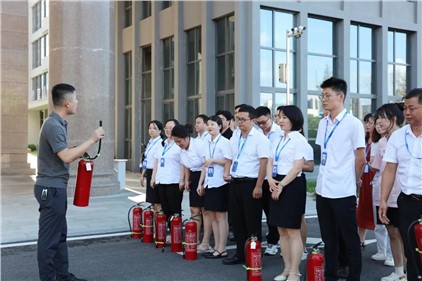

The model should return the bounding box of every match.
[49,0,119,195]
[0,1,34,175]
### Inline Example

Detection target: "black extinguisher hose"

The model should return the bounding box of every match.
[83,120,102,160]
[407,218,422,280]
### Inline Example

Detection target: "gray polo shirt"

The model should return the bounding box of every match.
[35,112,69,188]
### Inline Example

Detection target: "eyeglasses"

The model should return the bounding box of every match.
[235,117,251,123]
[319,94,336,101]
[256,117,270,126]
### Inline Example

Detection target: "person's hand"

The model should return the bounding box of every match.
[268,178,279,192]
[378,201,390,224]
[223,174,232,182]
[252,186,262,199]
[179,180,185,191]
[150,178,155,189]
[91,127,105,143]
[197,185,205,196]
[271,186,282,201]
[140,177,145,187]
[204,159,213,167]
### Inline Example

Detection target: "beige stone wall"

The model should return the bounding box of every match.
[1,1,34,175]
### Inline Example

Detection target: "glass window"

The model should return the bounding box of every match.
[215,15,235,110]
[307,56,333,91]
[141,1,151,20]
[187,27,202,122]
[163,37,174,101]
[388,30,409,97]
[259,8,295,113]
[162,1,171,10]
[32,1,42,32]
[359,26,372,60]
[141,46,152,144]
[350,98,374,120]
[124,52,132,160]
[308,18,333,55]
[124,1,132,28]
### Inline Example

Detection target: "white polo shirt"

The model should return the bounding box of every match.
[203,134,231,188]
[270,131,307,176]
[227,127,270,178]
[180,138,204,172]
[143,136,162,169]
[383,124,422,196]
[258,122,283,145]
[315,109,365,198]
[154,139,182,184]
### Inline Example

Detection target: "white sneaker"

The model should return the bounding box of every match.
[384,256,395,267]
[380,272,407,281]
[265,244,278,256]
[301,250,308,260]
[273,274,288,281]
[372,252,387,261]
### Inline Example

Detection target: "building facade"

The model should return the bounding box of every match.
[23,0,421,176]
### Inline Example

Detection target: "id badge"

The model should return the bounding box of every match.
[207,166,214,177]
[272,164,278,177]
[232,161,238,172]
[321,152,327,166]
[142,160,147,170]
[364,163,369,174]
[160,158,165,167]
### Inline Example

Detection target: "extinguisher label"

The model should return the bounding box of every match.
[185,232,196,252]
[251,251,262,277]
[157,221,166,240]
[145,217,153,235]
[86,162,92,171]
[314,266,324,281]
[173,226,182,243]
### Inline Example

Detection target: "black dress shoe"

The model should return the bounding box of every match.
[57,273,87,281]
[223,254,244,265]
[337,266,349,279]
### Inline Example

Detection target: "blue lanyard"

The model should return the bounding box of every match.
[405,129,422,160]
[236,134,249,159]
[145,137,161,157]
[324,112,348,149]
[161,141,174,156]
[209,135,222,158]
[274,136,291,162]
[200,132,209,140]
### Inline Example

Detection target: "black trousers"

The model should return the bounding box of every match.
[262,179,280,245]
[397,192,422,281]
[316,195,362,281]
[229,179,263,259]
[157,183,183,227]
[34,185,69,281]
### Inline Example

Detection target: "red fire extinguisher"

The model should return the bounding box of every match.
[244,236,262,281]
[142,207,154,243]
[306,242,324,281]
[155,211,167,249]
[127,203,143,239]
[170,213,183,252]
[73,121,102,207]
[183,218,198,260]
[407,217,422,280]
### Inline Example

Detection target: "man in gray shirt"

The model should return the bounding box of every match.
[34,83,104,281]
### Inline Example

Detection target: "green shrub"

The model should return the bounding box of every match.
[28,144,37,152]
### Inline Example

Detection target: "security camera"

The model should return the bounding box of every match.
[298,26,306,32]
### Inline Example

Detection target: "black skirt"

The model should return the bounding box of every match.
[204,183,229,212]
[268,175,305,229]
[145,169,160,204]
[189,171,205,207]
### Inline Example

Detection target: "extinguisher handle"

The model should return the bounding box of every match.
[83,120,103,160]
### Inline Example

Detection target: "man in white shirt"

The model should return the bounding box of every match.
[315,77,366,281]
[222,104,270,265]
[255,106,283,256]
[195,114,211,143]
[379,88,422,281]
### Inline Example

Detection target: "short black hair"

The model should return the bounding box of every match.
[375,103,404,127]
[195,114,209,123]
[255,106,271,118]
[52,83,76,106]
[320,77,348,97]
[215,110,233,121]
[279,105,304,132]
[237,104,256,119]
[363,113,374,122]
[165,118,179,127]
[208,115,223,132]
[171,124,190,138]
[404,88,422,104]
[235,104,247,111]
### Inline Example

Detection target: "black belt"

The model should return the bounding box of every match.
[403,193,422,201]
[231,177,257,183]
[190,171,201,174]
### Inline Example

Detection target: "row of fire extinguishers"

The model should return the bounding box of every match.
[128,203,326,281]
[128,203,199,260]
